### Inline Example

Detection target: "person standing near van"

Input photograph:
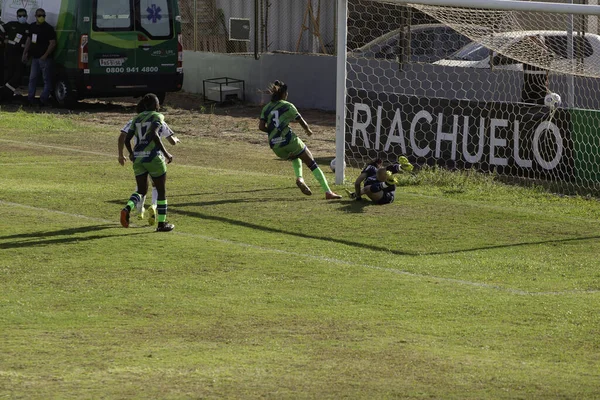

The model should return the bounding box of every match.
[2,9,29,99]
[22,8,56,106]
[0,17,7,84]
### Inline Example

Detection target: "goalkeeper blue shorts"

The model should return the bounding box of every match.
[375,192,395,205]
[369,182,395,205]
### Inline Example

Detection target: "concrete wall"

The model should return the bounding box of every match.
[183,51,600,111]
[183,51,337,110]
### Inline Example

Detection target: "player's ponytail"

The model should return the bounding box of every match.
[367,158,383,168]
[267,80,288,102]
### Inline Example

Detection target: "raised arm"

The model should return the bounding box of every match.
[297,116,313,136]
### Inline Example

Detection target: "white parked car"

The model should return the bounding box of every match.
[349,23,474,63]
[433,30,600,75]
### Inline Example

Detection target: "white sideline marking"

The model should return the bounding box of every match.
[0,161,109,166]
[0,138,113,157]
[4,137,600,225]
[0,138,282,178]
[2,199,598,297]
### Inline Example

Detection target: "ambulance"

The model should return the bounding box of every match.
[2,0,183,106]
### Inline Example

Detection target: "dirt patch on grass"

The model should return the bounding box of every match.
[107,91,337,154]
[0,91,337,156]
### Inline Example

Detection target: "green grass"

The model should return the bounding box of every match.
[1,107,599,399]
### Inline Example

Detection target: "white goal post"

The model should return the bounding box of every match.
[336,0,600,194]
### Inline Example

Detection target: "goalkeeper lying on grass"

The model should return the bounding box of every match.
[346,156,413,205]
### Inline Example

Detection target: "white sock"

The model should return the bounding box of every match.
[134,186,143,213]
[151,187,158,206]
[137,195,146,213]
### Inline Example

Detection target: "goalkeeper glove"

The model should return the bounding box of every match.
[385,171,399,185]
[398,156,414,172]
[343,188,356,199]
[344,188,363,201]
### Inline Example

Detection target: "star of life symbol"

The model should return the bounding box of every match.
[147,4,162,23]
[11,0,38,10]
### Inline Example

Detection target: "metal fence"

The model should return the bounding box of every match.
[178,0,450,55]
[179,0,336,55]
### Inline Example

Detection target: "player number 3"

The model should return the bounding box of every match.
[270,110,280,128]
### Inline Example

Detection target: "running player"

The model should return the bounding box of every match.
[259,80,342,200]
[347,157,413,205]
[119,93,175,232]
[118,102,180,226]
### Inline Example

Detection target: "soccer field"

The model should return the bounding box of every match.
[1,99,599,399]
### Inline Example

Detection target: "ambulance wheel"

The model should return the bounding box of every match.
[53,78,77,108]
[156,92,166,106]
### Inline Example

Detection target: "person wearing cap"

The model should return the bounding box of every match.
[2,8,29,100]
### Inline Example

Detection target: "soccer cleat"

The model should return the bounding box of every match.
[137,206,146,220]
[343,188,357,199]
[156,222,175,232]
[296,178,312,196]
[120,208,130,228]
[325,191,342,200]
[147,205,157,226]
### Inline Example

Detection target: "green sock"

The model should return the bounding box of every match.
[292,158,302,179]
[311,167,331,193]
[157,199,167,223]
[126,192,142,211]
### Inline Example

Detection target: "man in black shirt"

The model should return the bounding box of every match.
[22,8,56,106]
[2,8,29,100]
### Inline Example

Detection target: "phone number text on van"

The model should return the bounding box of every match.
[105,67,160,73]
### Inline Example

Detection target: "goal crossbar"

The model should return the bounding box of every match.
[386,0,600,16]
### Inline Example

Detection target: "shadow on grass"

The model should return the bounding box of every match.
[170,206,600,257]
[168,187,286,198]
[106,190,309,208]
[170,206,415,256]
[337,199,373,213]
[0,224,147,249]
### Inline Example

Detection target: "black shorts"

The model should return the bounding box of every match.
[375,191,394,205]
[369,182,395,205]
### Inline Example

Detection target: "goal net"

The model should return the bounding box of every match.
[339,0,600,193]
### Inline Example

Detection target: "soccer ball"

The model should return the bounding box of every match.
[329,158,346,173]
[544,92,562,110]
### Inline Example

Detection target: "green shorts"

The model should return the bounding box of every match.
[271,136,306,160]
[133,155,167,178]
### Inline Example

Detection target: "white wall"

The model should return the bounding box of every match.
[182,50,337,110]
